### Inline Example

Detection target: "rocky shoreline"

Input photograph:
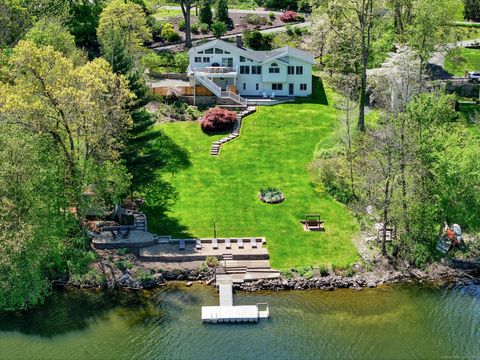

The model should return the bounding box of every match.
[58,260,478,292]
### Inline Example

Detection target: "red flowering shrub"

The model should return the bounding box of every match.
[280,10,301,23]
[200,107,237,131]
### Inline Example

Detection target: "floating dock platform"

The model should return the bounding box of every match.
[201,278,269,324]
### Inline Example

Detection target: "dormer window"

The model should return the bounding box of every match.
[205,48,214,54]
[269,63,280,74]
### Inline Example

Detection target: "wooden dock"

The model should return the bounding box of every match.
[201,278,269,324]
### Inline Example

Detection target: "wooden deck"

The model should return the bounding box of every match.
[201,278,270,324]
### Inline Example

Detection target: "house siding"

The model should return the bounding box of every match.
[189,41,313,97]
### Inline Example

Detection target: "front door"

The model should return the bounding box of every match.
[289,83,294,95]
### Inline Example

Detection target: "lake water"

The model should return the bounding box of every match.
[0,282,479,360]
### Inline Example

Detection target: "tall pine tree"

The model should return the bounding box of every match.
[199,0,213,26]
[215,0,229,25]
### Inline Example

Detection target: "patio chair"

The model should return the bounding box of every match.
[262,91,268,98]
[179,239,186,250]
[196,239,202,250]
[225,238,231,249]
[251,238,258,249]
[270,92,276,99]
[238,238,244,249]
[212,238,218,250]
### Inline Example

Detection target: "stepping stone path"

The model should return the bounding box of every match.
[210,106,256,156]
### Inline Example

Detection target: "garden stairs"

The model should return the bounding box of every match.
[210,106,256,156]
[192,72,248,107]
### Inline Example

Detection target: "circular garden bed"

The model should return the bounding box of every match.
[258,188,285,204]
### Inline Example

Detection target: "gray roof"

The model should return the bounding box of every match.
[189,39,315,65]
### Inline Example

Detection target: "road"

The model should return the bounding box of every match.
[428,38,480,68]
[150,21,311,52]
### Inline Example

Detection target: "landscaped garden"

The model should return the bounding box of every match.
[146,78,360,270]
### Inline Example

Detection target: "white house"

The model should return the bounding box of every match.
[187,38,314,104]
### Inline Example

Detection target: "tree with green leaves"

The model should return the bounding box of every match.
[199,0,213,26]
[316,0,383,131]
[0,0,32,47]
[24,18,86,66]
[0,41,132,205]
[97,0,150,63]
[407,0,457,83]
[67,0,106,57]
[215,0,229,25]
[464,0,480,21]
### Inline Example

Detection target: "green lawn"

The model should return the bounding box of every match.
[147,80,360,270]
[458,102,480,136]
[445,48,480,76]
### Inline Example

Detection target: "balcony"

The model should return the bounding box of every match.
[189,66,238,77]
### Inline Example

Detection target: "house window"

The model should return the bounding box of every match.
[256,83,259,90]
[288,66,295,75]
[240,65,250,74]
[272,83,283,90]
[240,56,246,62]
[198,51,204,54]
[195,57,202,62]
[296,66,303,75]
[252,66,262,74]
[269,63,280,74]
[203,57,210,63]
[300,83,307,91]
[224,50,231,54]
[205,48,214,54]
[214,48,223,54]
[243,83,246,90]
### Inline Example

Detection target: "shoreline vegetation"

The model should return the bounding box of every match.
[1,0,480,312]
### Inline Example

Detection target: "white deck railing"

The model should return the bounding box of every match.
[190,66,247,106]
[190,66,237,74]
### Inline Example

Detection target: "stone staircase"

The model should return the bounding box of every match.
[210,106,256,156]
[217,258,280,283]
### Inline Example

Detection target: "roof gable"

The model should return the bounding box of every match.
[189,39,314,64]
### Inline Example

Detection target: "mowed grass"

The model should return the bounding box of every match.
[445,48,480,76]
[149,81,360,270]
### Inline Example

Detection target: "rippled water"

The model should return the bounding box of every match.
[0,282,479,360]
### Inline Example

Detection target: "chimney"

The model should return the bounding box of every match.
[236,35,243,48]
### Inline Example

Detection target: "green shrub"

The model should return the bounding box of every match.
[161,23,181,42]
[191,23,200,34]
[135,270,154,282]
[199,22,210,34]
[117,248,129,255]
[205,256,220,267]
[246,14,268,26]
[116,259,133,271]
[318,264,330,276]
[211,21,227,38]
[303,270,314,279]
[243,30,273,50]
[269,12,275,20]
[178,19,186,31]
[152,21,164,38]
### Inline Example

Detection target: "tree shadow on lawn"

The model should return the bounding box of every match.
[139,131,194,239]
[295,76,329,106]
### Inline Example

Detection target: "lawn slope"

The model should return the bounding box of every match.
[149,82,360,269]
